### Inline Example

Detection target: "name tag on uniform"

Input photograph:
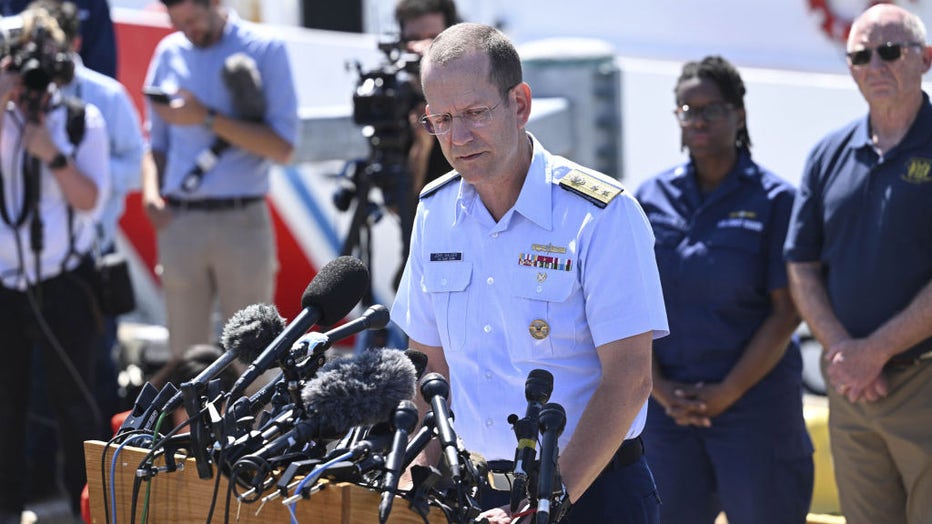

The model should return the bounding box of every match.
[430,252,462,262]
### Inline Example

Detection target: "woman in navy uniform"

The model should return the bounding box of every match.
[635,56,814,523]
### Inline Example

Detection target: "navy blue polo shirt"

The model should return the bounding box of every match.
[636,151,799,389]
[784,94,932,360]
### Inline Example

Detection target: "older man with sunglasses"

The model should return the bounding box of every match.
[784,4,932,523]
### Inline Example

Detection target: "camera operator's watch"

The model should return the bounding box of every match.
[203,108,217,131]
[48,152,68,170]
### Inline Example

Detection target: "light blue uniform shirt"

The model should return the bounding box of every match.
[61,59,145,249]
[145,11,298,198]
[392,135,668,460]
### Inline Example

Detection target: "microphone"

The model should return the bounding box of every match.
[290,304,390,355]
[379,400,419,524]
[403,348,429,380]
[510,368,554,512]
[227,256,369,399]
[232,348,418,485]
[402,410,435,470]
[181,52,266,192]
[418,373,462,481]
[536,403,567,524]
[117,381,179,434]
[229,306,393,424]
[223,52,266,121]
[158,303,285,416]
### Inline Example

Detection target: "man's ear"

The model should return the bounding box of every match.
[514,82,532,127]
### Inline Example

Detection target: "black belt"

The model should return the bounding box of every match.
[608,436,644,469]
[165,195,263,212]
[886,350,932,369]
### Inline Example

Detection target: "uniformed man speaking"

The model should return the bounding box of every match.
[390,23,669,523]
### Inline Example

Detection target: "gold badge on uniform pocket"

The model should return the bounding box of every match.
[529,319,550,340]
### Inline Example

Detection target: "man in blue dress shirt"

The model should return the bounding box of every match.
[141,0,297,370]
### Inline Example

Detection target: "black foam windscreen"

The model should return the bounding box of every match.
[403,348,429,379]
[301,256,369,327]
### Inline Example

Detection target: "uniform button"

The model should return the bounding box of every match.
[536,285,543,293]
[483,325,492,333]
[485,371,493,380]
[491,232,499,238]
[487,276,494,285]
[485,418,494,427]
[441,278,448,286]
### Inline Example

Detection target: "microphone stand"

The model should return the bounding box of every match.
[535,403,567,524]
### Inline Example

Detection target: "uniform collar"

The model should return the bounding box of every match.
[676,148,756,187]
[894,91,932,152]
[511,133,552,230]
[454,133,552,231]
[666,149,756,210]
[852,91,932,154]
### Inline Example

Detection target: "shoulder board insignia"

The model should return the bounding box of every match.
[419,171,461,199]
[558,170,622,208]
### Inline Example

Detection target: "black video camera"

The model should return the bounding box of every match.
[336,38,422,212]
[0,14,74,120]
[352,38,422,133]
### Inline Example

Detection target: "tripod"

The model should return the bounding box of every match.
[335,130,414,307]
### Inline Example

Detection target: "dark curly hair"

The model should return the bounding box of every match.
[676,55,751,151]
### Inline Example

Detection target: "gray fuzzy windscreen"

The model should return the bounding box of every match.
[220,303,286,363]
[301,348,417,435]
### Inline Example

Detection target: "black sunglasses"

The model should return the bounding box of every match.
[846,41,924,66]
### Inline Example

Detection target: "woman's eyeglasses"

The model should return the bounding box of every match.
[673,102,733,126]
[846,42,925,66]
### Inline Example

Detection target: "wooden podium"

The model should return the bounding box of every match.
[85,440,446,523]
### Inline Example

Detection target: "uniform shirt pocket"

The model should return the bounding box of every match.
[704,227,765,302]
[422,261,472,351]
[510,266,581,361]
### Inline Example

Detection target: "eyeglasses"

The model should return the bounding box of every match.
[846,42,925,66]
[419,102,502,135]
[673,101,733,126]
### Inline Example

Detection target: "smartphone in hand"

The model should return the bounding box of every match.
[142,85,171,104]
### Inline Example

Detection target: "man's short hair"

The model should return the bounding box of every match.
[425,23,522,100]
[395,0,460,32]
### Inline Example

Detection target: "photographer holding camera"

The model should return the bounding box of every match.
[395,0,458,196]
[0,8,110,522]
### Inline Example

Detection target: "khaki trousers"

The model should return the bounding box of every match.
[157,201,278,359]
[823,358,932,524]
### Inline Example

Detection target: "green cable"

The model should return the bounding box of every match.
[140,411,168,524]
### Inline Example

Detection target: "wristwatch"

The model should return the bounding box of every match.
[203,108,217,130]
[48,151,68,170]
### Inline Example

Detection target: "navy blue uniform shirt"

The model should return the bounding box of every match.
[637,151,799,389]
[784,93,932,361]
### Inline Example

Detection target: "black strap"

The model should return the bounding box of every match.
[180,137,230,193]
[60,97,88,272]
